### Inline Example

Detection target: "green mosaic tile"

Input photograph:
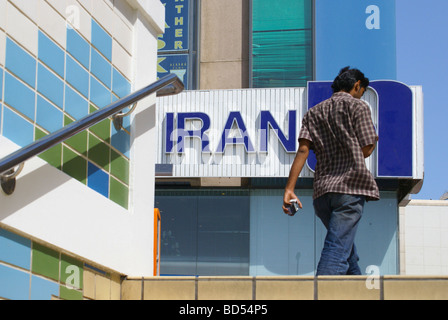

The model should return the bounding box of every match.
[88,133,110,171]
[62,146,87,184]
[110,177,129,209]
[89,104,111,143]
[90,118,111,143]
[59,285,83,300]
[89,104,98,114]
[32,242,60,281]
[35,127,62,169]
[61,254,83,290]
[110,149,129,185]
[64,116,88,156]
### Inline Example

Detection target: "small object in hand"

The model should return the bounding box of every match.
[287,199,299,216]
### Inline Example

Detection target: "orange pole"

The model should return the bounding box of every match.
[154,208,161,276]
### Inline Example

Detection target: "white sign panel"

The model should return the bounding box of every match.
[156,88,313,178]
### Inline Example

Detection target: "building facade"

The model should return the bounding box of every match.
[154,0,425,277]
[1,0,445,301]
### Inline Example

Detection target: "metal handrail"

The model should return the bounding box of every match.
[0,74,184,194]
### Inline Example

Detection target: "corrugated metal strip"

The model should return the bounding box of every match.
[157,88,311,178]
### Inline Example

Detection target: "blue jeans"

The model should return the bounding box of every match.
[313,193,365,276]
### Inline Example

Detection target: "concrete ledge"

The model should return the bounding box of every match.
[383,275,448,300]
[121,275,448,300]
[125,0,165,34]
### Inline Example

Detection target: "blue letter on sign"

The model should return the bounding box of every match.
[216,111,255,153]
[369,81,413,177]
[259,110,297,153]
[165,112,211,153]
[306,80,413,178]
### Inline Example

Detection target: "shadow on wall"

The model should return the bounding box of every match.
[0,161,72,221]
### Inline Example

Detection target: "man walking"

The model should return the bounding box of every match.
[282,67,380,275]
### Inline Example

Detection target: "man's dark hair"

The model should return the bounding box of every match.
[331,66,369,93]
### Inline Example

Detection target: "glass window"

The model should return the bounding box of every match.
[155,190,250,276]
[251,0,313,88]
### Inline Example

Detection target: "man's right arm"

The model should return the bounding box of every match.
[362,136,378,158]
[282,139,311,214]
[354,103,378,158]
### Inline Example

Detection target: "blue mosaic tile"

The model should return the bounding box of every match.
[3,107,34,147]
[0,228,31,270]
[37,63,64,108]
[30,275,59,300]
[0,264,30,300]
[87,162,109,198]
[4,72,35,121]
[112,68,131,98]
[91,47,112,89]
[38,31,65,78]
[65,84,89,120]
[90,75,111,108]
[66,55,89,99]
[91,20,112,61]
[0,66,3,101]
[5,37,36,88]
[36,95,63,133]
[111,128,130,158]
[67,27,90,69]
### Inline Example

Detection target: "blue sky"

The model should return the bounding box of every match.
[396,0,448,200]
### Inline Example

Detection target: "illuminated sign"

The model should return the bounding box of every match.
[157,81,421,179]
[165,110,297,154]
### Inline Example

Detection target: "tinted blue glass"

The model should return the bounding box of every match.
[156,190,250,276]
[252,0,313,88]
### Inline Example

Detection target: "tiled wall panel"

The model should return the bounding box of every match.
[0,226,121,300]
[0,0,133,211]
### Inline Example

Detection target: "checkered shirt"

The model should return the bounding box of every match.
[299,92,380,201]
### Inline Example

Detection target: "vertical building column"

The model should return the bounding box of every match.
[127,0,166,276]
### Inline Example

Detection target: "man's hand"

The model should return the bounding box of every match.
[282,189,302,214]
[282,139,310,214]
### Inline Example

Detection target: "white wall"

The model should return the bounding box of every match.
[400,200,448,275]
